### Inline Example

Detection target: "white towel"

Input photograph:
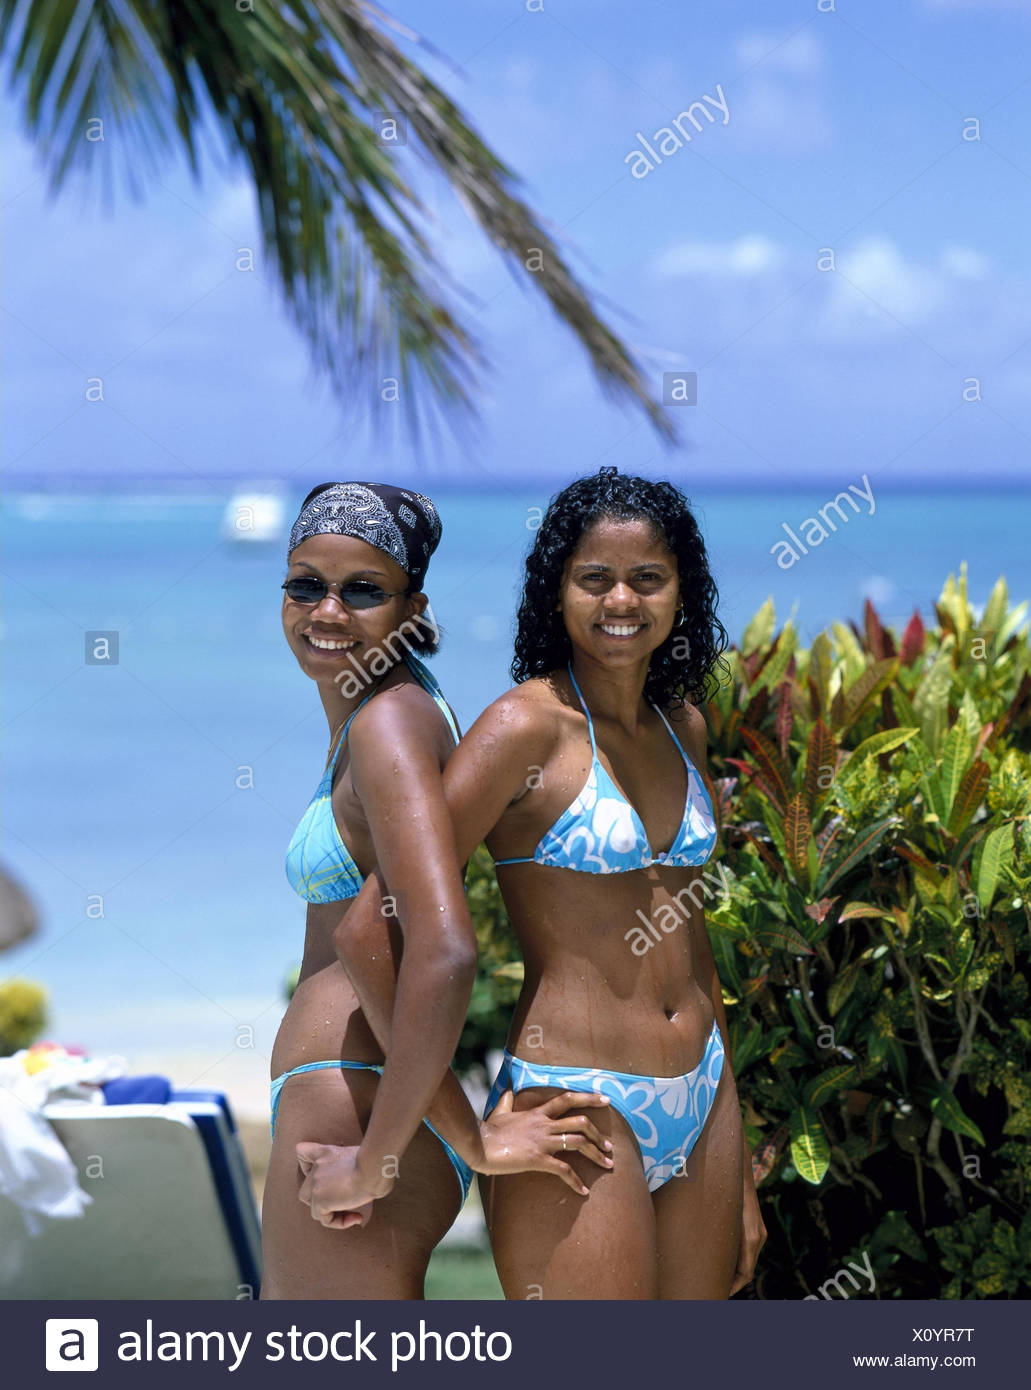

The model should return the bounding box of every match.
[0,1051,126,1236]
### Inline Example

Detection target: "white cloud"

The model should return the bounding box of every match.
[720,31,834,154]
[938,244,991,279]
[651,234,785,278]
[646,232,1015,357]
[836,236,944,319]
[735,30,824,74]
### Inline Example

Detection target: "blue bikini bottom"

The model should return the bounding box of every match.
[269,1058,474,1204]
[483,1018,725,1193]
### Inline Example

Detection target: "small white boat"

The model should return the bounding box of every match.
[221,486,286,544]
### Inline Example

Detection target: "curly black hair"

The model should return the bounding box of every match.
[289,482,440,657]
[511,467,729,709]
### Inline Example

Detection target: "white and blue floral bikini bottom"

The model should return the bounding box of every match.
[484,1017,726,1192]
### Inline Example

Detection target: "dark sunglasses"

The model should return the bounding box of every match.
[281,576,410,609]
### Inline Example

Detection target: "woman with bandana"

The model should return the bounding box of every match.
[296,469,766,1299]
[261,481,613,1300]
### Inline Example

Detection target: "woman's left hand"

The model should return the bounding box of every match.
[729,1180,767,1295]
[295,1142,392,1230]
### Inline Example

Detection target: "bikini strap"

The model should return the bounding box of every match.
[652,700,694,772]
[566,661,598,755]
[326,686,380,770]
[403,650,460,745]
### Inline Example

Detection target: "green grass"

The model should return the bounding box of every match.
[425,1246,505,1300]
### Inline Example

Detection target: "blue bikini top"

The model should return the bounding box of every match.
[493,662,717,874]
[285,651,459,903]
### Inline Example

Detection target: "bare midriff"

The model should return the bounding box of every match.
[269,897,383,1080]
[497,861,717,1077]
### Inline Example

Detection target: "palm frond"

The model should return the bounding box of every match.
[1,0,676,441]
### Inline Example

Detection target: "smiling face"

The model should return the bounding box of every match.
[557,515,681,666]
[282,534,426,685]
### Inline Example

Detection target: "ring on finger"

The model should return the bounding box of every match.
[561,1134,567,1149]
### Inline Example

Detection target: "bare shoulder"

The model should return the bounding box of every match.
[347,674,448,754]
[665,697,709,768]
[460,675,564,763]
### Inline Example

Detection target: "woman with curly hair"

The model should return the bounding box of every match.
[264,480,612,1300]
[306,465,766,1298]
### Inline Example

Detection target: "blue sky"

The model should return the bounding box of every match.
[3,0,1030,490]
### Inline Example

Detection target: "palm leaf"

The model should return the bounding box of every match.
[0,0,673,437]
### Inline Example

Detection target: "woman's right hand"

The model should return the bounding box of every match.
[478,1089,614,1195]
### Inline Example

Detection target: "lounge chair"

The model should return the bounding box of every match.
[0,1087,262,1299]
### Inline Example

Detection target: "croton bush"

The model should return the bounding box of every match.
[463,565,1031,1299]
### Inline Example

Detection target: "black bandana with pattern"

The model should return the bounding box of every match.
[288,481,442,590]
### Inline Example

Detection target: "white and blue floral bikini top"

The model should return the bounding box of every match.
[493,662,717,875]
[285,651,459,903]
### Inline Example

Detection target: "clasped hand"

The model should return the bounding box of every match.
[296,1089,614,1228]
[295,1144,389,1230]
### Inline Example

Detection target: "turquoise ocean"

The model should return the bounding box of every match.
[2,482,1028,1082]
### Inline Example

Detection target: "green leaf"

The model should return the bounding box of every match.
[729,1022,765,1074]
[755,922,815,956]
[818,816,897,895]
[783,792,813,882]
[837,727,919,782]
[997,598,1029,649]
[913,636,955,755]
[491,962,524,982]
[804,719,837,811]
[831,621,866,684]
[979,575,1009,656]
[874,1210,927,1261]
[838,658,898,732]
[946,759,990,838]
[929,1083,986,1146]
[827,959,864,1016]
[708,925,744,995]
[939,720,975,821]
[838,901,890,921]
[741,597,776,656]
[752,622,797,694]
[808,632,833,717]
[891,681,920,729]
[732,1022,792,1075]
[977,824,1015,913]
[789,1106,830,1183]
[804,1064,858,1108]
[741,728,792,812]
